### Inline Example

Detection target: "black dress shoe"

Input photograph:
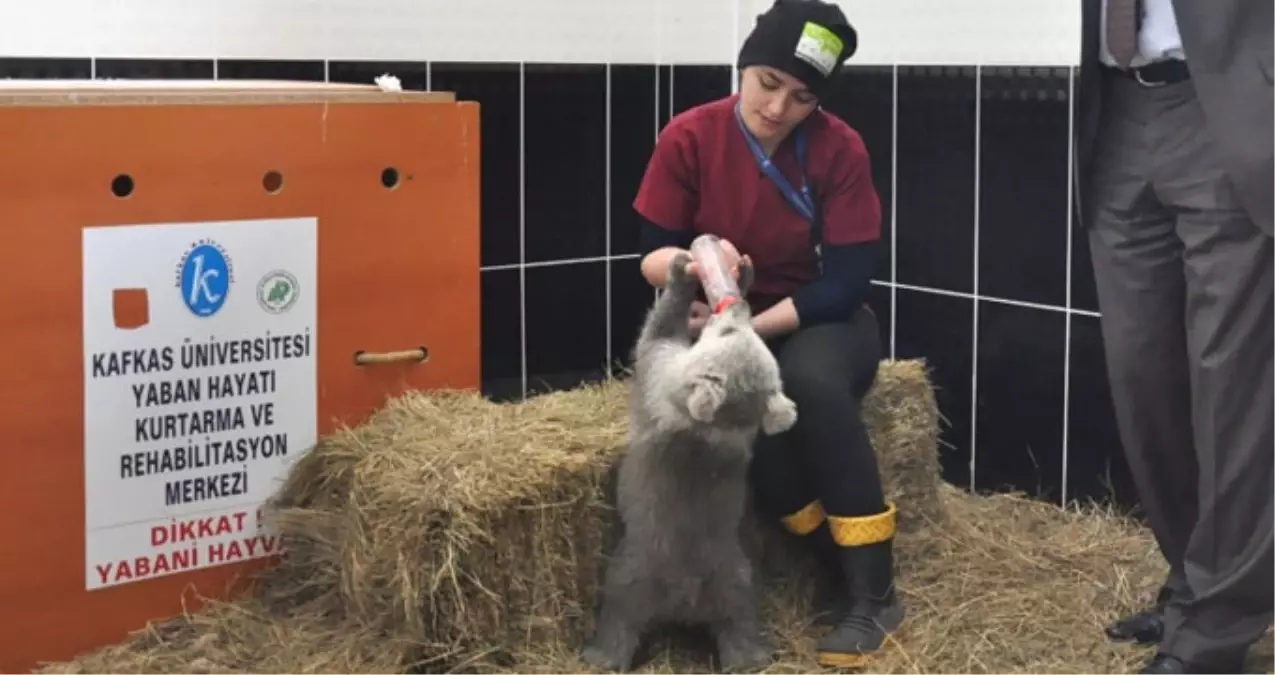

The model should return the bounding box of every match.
[1138,653,1245,674]
[1106,607,1165,644]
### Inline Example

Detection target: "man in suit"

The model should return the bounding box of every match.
[1074,0,1274,673]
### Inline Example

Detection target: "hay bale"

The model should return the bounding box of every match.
[262,382,629,671]
[35,359,937,673]
[862,359,946,534]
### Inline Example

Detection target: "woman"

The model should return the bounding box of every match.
[631,0,903,668]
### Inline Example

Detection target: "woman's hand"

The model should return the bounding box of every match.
[686,238,752,283]
[716,238,742,266]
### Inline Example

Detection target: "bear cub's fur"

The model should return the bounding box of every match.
[582,251,797,672]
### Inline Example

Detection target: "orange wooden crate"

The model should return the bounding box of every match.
[0,80,481,672]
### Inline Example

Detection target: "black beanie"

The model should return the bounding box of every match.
[737,0,859,98]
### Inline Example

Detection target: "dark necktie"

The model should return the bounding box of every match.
[1106,0,1142,68]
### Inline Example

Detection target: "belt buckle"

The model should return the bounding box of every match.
[1133,67,1167,88]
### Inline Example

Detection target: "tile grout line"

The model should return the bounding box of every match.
[519,60,528,401]
[478,259,1099,318]
[477,259,1099,318]
[880,280,1100,316]
[1061,65,1077,509]
[730,0,740,96]
[653,53,662,306]
[969,64,982,494]
[890,64,899,359]
[605,63,613,378]
[669,63,675,121]
[666,56,676,304]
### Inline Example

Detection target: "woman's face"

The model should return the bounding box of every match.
[738,65,819,144]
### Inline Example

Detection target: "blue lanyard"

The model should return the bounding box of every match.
[733,101,816,225]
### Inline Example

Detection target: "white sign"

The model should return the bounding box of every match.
[81,217,318,591]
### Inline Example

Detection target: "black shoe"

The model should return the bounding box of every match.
[1138,652,1246,674]
[1107,585,1172,644]
[1106,607,1166,644]
[815,537,906,668]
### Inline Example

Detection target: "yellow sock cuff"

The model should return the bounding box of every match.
[781,500,826,536]
[827,502,897,547]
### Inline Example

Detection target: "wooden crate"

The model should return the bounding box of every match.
[0,79,481,672]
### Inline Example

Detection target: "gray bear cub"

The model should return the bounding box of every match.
[582,251,797,672]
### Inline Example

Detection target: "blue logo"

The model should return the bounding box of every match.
[176,240,233,317]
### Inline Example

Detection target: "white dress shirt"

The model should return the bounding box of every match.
[1098,0,1186,67]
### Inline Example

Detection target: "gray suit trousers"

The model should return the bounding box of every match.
[1087,68,1274,668]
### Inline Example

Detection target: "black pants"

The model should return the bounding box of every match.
[747,306,888,527]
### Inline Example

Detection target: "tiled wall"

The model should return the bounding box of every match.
[1,1,1137,512]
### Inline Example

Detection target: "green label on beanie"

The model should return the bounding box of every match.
[794,21,843,76]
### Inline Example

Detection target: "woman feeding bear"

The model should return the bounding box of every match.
[631,0,904,667]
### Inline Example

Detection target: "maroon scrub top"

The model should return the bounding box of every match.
[634,94,882,310]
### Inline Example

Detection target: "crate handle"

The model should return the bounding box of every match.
[353,346,429,366]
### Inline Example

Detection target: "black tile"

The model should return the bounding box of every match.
[482,377,525,403]
[893,288,974,489]
[894,66,977,293]
[974,301,1067,503]
[823,66,896,281]
[865,282,893,355]
[609,257,655,371]
[609,65,658,256]
[978,67,1072,307]
[526,369,611,398]
[1067,67,1103,314]
[525,262,609,390]
[1071,225,1102,313]
[0,57,90,79]
[480,268,522,388]
[215,59,325,81]
[328,61,429,91]
[524,64,607,263]
[1065,315,1139,510]
[95,58,213,80]
[430,62,522,268]
[671,64,732,116]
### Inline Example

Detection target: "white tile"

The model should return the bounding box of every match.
[323,0,430,61]
[94,0,327,60]
[743,0,1081,66]
[659,0,738,65]
[514,0,611,64]
[0,0,98,58]
[333,0,612,63]
[3,0,1082,66]
[610,0,659,64]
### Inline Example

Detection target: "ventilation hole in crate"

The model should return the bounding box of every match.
[262,170,284,194]
[111,174,134,198]
[381,167,401,190]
